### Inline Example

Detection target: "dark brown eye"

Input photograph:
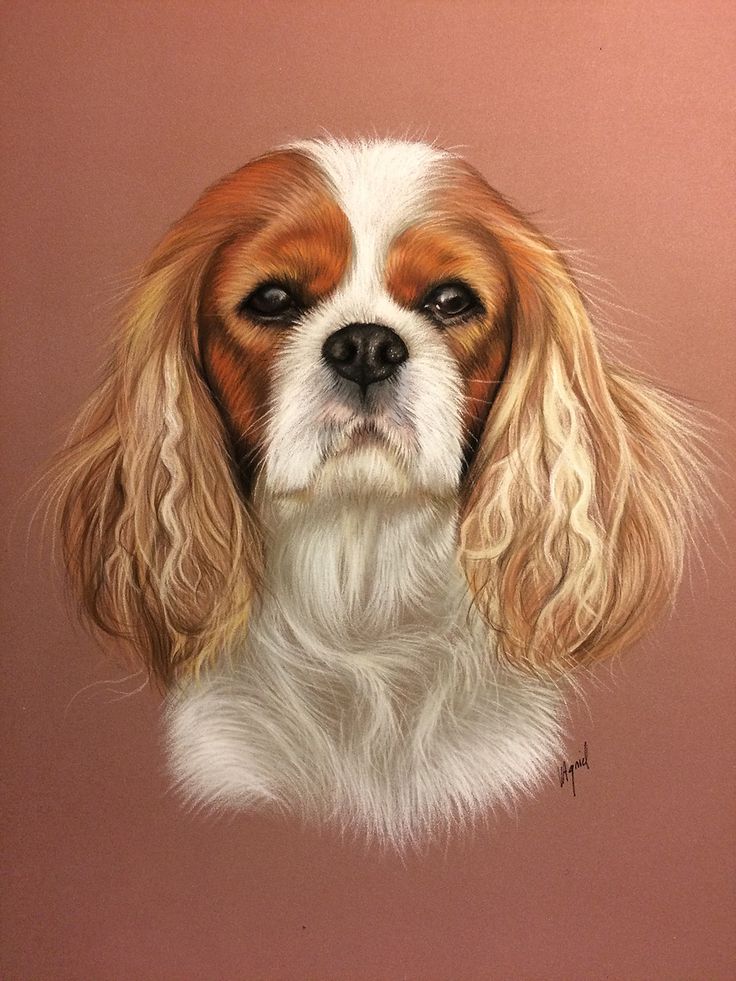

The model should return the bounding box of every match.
[237,283,299,322]
[422,282,480,323]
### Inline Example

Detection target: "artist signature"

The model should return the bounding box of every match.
[558,742,589,797]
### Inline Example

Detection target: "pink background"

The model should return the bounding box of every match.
[2,2,734,978]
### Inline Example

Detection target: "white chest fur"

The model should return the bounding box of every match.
[166,493,562,845]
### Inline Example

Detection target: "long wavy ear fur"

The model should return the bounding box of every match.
[47,217,263,687]
[459,202,709,674]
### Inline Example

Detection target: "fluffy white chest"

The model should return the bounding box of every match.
[166,495,562,844]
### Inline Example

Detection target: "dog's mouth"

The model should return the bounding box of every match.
[297,414,414,497]
[326,416,411,462]
[340,420,390,449]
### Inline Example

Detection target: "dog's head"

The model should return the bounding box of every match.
[51,139,703,685]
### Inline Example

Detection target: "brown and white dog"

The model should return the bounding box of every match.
[52,138,705,844]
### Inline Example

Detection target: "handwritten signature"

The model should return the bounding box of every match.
[559,742,589,797]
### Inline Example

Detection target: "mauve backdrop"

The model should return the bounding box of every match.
[2,3,734,979]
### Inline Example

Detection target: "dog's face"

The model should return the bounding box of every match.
[199,142,510,502]
[52,139,702,686]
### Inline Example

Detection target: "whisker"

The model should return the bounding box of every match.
[64,670,146,718]
[463,394,501,405]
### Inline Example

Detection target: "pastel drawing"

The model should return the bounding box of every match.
[49,138,707,846]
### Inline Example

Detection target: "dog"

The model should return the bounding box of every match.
[51,138,705,845]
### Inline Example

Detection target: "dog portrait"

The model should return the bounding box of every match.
[49,138,706,845]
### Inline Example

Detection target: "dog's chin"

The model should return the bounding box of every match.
[312,441,413,500]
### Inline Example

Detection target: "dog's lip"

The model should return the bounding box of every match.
[327,419,396,457]
[350,421,385,442]
[336,424,388,452]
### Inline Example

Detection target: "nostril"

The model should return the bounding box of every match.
[381,339,408,365]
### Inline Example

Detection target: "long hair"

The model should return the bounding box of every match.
[46,177,265,687]
[459,188,709,673]
[47,151,709,689]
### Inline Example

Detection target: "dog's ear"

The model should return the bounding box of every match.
[48,185,267,688]
[458,191,707,674]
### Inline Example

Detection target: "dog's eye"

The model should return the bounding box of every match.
[237,284,300,322]
[422,282,480,324]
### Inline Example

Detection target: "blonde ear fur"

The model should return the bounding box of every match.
[460,218,708,674]
[48,234,262,687]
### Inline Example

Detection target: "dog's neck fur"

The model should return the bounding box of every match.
[259,492,462,646]
[166,491,563,846]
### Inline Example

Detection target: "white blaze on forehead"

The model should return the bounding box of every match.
[289,138,450,281]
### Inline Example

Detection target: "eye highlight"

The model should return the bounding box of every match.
[421,282,481,324]
[237,283,301,323]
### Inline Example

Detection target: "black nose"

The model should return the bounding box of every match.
[322,323,408,392]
